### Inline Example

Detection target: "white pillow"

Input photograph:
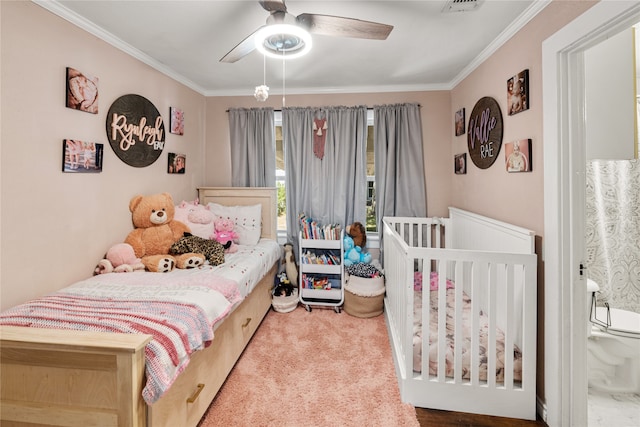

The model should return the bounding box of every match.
[208,203,262,245]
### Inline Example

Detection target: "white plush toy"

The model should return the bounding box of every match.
[283,243,298,288]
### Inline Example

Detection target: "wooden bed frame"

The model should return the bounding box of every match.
[0,187,278,427]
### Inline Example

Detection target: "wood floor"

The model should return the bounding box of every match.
[415,407,548,427]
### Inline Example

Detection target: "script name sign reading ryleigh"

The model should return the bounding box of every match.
[106,94,165,167]
[467,96,503,169]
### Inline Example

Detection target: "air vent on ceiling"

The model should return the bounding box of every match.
[442,0,484,13]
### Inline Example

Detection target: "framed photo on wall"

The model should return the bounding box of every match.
[507,69,529,116]
[168,152,186,174]
[455,108,465,136]
[66,67,99,114]
[505,139,532,172]
[170,107,184,135]
[62,139,103,173]
[454,153,467,174]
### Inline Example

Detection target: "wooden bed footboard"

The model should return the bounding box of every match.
[0,327,151,427]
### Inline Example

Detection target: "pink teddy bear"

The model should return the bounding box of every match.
[213,218,239,253]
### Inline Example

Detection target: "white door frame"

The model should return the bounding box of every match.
[542,2,640,427]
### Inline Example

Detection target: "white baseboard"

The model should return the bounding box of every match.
[537,396,548,424]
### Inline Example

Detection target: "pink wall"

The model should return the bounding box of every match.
[450,0,595,236]
[205,91,452,218]
[0,2,207,310]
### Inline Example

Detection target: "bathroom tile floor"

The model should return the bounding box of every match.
[588,388,640,427]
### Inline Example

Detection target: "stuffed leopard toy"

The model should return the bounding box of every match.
[170,233,227,266]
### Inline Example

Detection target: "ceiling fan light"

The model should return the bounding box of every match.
[254,24,312,59]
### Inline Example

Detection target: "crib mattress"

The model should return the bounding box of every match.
[412,288,523,382]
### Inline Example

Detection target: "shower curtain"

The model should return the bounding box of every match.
[585,159,640,313]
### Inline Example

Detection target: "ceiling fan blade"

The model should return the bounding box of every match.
[219,26,263,63]
[259,0,287,13]
[296,14,393,40]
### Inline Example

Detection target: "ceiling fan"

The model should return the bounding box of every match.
[220,0,394,63]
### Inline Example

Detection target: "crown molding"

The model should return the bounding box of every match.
[448,0,551,88]
[32,0,207,94]
[33,0,550,97]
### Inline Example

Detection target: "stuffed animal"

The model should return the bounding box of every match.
[282,242,298,288]
[343,235,372,267]
[95,243,145,274]
[170,233,226,266]
[346,222,367,249]
[173,199,216,240]
[212,217,239,253]
[273,272,295,297]
[124,192,206,272]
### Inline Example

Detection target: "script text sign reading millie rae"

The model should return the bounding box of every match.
[467,96,503,169]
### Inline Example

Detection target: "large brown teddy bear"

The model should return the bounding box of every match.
[125,193,205,272]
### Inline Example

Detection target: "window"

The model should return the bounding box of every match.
[275,111,286,232]
[274,110,377,234]
[365,109,376,232]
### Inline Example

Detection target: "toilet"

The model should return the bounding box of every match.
[586,279,640,394]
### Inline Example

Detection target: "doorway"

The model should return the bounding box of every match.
[542,2,640,427]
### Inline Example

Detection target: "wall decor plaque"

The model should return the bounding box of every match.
[105,94,165,167]
[467,96,503,169]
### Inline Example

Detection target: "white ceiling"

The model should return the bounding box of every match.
[38,0,548,97]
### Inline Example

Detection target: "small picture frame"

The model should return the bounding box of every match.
[170,107,184,135]
[168,152,186,174]
[62,139,103,173]
[454,153,467,175]
[66,67,99,114]
[455,108,465,136]
[507,69,529,116]
[505,139,532,172]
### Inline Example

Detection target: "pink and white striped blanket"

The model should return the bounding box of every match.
[0,269,242,405]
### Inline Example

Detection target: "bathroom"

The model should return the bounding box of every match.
[583,22,640,427]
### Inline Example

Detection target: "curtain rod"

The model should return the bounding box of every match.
[225,105,420,112]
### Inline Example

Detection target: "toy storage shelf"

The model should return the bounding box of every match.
[298,231,344,313]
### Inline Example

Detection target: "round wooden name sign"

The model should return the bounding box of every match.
[467,97,503,169]
[106,94,165,167]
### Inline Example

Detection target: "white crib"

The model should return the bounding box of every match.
[383,207,537,420]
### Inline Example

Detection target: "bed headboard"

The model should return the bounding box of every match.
[197,187,277,241]
[448,207,535,254]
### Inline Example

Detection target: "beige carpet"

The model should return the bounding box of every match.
[198,305,419,427]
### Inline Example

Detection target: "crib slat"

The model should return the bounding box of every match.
[436,261,447,382]
[421,261,430,377]
[504,264,515,389]
[470,261,481,386]
[453,261,464,383]
[487,263,497,389]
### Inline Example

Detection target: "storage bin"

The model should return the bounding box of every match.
[272,288,299,313]
[343,274,385,318]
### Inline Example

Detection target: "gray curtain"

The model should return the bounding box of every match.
[374,103,427,239]
[228,107,276,187]
[283,106,368,246]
